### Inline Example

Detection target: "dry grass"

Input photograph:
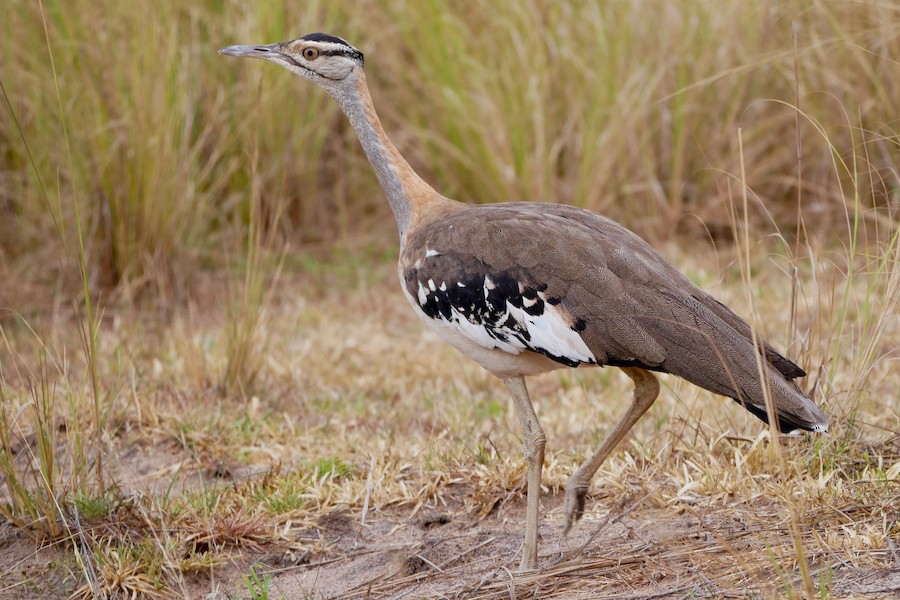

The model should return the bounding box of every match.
[1,0,899,598]
[1,239,898,597]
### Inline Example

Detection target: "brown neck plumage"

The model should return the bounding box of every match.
[330,70,450,243]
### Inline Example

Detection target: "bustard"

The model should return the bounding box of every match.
[220,33,828,571]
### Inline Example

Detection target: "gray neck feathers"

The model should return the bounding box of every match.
[328,76,414,242]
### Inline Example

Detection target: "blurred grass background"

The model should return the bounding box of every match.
[2,0,897,303]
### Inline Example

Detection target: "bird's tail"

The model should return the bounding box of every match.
[731,362,828,434]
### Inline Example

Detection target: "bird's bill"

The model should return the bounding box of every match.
[218,43,281,59]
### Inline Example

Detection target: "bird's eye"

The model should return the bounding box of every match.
[302,47,319,60]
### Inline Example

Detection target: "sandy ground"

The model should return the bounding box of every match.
[2,445,897,599]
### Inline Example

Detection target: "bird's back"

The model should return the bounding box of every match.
[401,201,828,433]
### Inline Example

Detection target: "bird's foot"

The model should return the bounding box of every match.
[517,551,538,572]
[562,482,589,536]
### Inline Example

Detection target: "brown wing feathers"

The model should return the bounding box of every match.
[406,202,827,432]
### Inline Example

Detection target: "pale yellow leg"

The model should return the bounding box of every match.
[503,376,546,571]
[562,367,660,535]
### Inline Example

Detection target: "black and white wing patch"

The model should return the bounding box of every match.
[403,250,596,367]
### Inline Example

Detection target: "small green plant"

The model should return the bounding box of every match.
[240,564,280,600]
[313,457,353,480]
[71,489,116,521]
[474,443,496,465]
[254,476,306,514]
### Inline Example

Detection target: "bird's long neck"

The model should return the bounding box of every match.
[329,71,439,243]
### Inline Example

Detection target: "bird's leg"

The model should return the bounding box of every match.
[503,376,546,572]
[563,367,659,535]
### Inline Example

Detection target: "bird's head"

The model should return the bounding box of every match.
[219,32,364,91]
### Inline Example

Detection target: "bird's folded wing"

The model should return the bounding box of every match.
[404,203,803,393]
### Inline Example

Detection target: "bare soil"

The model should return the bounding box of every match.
[3,440,895,599]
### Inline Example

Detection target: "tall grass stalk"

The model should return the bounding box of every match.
[0,347,65,541]
[0,320,111,553]
[0,0,124,544]
[223,143,286,396]
[733,126,817,598]
[38,0,108,494]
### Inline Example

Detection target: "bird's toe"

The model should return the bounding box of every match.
[562,483,589,535]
